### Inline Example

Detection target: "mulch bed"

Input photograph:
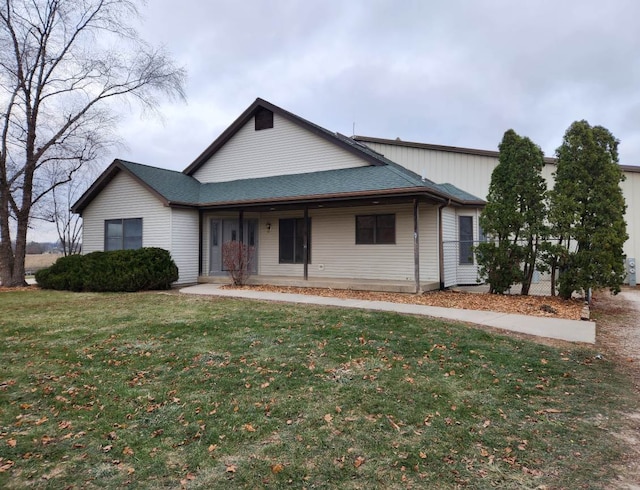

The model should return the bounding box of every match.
[223,285,584,320]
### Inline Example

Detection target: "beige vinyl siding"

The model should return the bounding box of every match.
[258,210,305,277]
[260,204,430,281]
[305,204,432,281]
[193,114,368,183]
[418,204,439,282]
[441,207,457,287]
[170,208,199,284]
[203,204,440,282]
[82,171,170,253]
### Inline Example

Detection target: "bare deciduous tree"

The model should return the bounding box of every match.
[41,164,102,256]
[0,0,186,286]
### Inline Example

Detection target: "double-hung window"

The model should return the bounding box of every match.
[355,214,395,244]
[105,218,143,251]
[279,218,310,263]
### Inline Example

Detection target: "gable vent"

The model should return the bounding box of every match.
[255,107,274,131]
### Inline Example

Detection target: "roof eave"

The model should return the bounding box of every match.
[195,186,484,209]
[354,135,558,165]
[71,159,170,215]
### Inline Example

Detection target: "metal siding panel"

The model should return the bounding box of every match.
[622,171,640,264]
[193,114,368,183]
[362,140,640,285]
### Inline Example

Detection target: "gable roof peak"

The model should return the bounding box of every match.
[182,98,388,176]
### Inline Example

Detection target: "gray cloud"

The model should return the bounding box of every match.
[115,0,640,170]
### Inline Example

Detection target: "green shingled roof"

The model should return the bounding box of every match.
[72,99,484,214]
[114,158,483,208]
[118,160,201,203]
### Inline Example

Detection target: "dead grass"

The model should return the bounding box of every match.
[24,253,61,271]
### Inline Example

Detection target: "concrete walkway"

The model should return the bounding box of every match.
[179,284,596,344]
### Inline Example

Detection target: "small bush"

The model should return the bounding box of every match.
[36,248,178,292]
[222,241,255,286]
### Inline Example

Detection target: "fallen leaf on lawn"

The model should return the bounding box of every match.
[419,451,427,459]
[271,463,284,474]
[324,414,333,424]
[122,446,134,455]
[354,456,365,468]
[58,421,72,430]
[483,420,491,428]
[7,439,16,448]
[386,416,400,431]
[225,464,237,473]
[102,445,112,452]
[535,408,562,414]
[243,423,256,432]
[540,358,548,365]
[260,382,270,389]
[208,444,218,452]
[35,416,48,426]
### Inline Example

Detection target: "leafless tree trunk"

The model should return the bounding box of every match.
[0,0,185,286]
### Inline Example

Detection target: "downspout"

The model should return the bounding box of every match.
[413,198,421,294]
[438,199,452,290]
[198,209,203,278]
[303,206,309,280]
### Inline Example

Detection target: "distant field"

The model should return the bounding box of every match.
[24,253,62,272]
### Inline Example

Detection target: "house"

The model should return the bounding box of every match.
[71,98,486,292]
[354,136,640,286]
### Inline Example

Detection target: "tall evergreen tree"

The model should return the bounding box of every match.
[549,121,627,298]
[476,129,547,294]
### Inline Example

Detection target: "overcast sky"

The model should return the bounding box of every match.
[111,0,640,173]
[31,0,640,241]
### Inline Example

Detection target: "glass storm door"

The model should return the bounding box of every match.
[209,219,258,275]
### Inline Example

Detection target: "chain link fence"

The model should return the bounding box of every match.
[442,240,558,297]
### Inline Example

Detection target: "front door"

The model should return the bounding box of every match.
[209,219,258,275]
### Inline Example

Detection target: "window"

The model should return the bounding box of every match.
[356,214,395,244]
[105,218,142,251]
[279,218,310,263]
[459,216,474,265]
[255,107,274,130]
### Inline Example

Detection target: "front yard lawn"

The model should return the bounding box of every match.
[0,290,635,488]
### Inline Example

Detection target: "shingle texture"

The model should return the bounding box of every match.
[117,158,483,207]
